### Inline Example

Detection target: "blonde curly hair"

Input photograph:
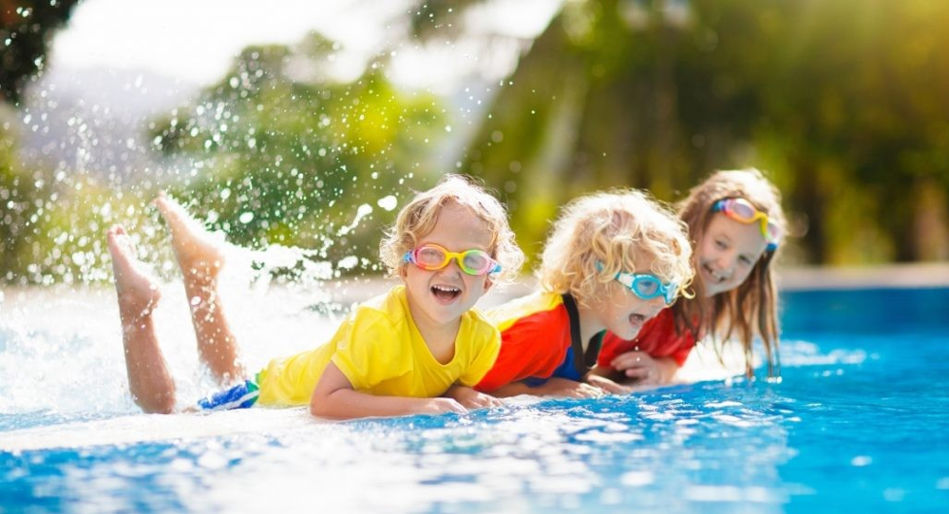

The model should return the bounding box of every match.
[379,174,524,283]
[538,189,693,308]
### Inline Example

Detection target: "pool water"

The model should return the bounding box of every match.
[1,287,947,512]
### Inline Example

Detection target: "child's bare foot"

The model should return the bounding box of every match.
[154,193,244,382]
[107,225,161,320]
[153,192,225,282]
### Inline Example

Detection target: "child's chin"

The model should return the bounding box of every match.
[614,324,643,340]
[428,302,469,322]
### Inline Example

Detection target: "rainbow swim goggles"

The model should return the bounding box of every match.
[403,243,501,276]
[597,262,679,305]
[712,198,782,250]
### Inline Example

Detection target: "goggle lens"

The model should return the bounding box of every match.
[415,246,447,267]
[634,276,659,296]
[616,271,678,305]
[462,251,490,272]
[714,198,782,249]
[727,200,757,220]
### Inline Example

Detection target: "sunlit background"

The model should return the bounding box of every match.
[3,3,949,512]
[2,0,948,284]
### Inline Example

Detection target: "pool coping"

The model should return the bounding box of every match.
[776,262,949,291]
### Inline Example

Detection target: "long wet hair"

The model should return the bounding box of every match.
[674,169,786,378]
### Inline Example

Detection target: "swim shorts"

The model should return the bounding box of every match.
[197,379,259,411]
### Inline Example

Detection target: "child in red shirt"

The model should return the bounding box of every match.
[476,189,694,398]
[595,169,786,385]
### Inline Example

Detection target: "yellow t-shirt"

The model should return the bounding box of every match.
[255,285,501,407]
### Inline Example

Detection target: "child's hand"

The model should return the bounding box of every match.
[444,385,504,409]
[537,377,606,398]
[584,374,631,394]
[610,351,672,385]
[419,397,468,415]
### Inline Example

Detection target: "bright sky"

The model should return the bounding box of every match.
[50,0,560,92]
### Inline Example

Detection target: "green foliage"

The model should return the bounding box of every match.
[1,32,449,285]
[461,0,949,264]
[1,114,160,285]
[1,0,81,104]
[4,0,949,288]
[150,34,447,273]
[408,0,484,39]
[0,115,44,280]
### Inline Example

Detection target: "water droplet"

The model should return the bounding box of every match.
[337,256,358,270]
[377,195,397,211]
[239,212,254,224]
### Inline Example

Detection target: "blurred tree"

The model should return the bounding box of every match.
[417,0,949,264]
[0,0,81,104]
[2,104,159,285]
[1,30,448,285]
[150,33,447,274]
[0,108,45,279]
[753,0,949,263]
[5,0,949,287]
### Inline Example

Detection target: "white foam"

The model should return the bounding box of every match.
[0,408,315,452]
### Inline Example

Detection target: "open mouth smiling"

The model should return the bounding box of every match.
[431,284,462,301]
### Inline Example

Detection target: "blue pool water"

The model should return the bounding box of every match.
[1,287,947,512]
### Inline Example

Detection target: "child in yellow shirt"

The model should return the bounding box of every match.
[107,175,524,419]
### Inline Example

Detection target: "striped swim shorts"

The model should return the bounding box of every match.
[197,379,260,411]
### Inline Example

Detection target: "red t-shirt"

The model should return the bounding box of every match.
[596,308,696,368]
[475,293,575,392]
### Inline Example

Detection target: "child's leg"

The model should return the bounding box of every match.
[108,225,176,414]
[154,193,245,384]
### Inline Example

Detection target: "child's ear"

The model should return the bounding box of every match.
[399,265,408,279]
[483,277,494,293]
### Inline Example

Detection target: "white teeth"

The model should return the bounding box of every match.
[705,264,727,282]
[432,285,460,293]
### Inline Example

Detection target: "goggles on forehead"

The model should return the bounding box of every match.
[712,198,782,250]
[403,243,501,276]
[596,262,679,305]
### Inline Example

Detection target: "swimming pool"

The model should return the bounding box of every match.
[1,286,947,512]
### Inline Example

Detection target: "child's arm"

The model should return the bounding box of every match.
[583,373,632,394]
[443,384,504,409]
[309,362,467,419]
[489,377,606,399]
[608,351,679,385]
